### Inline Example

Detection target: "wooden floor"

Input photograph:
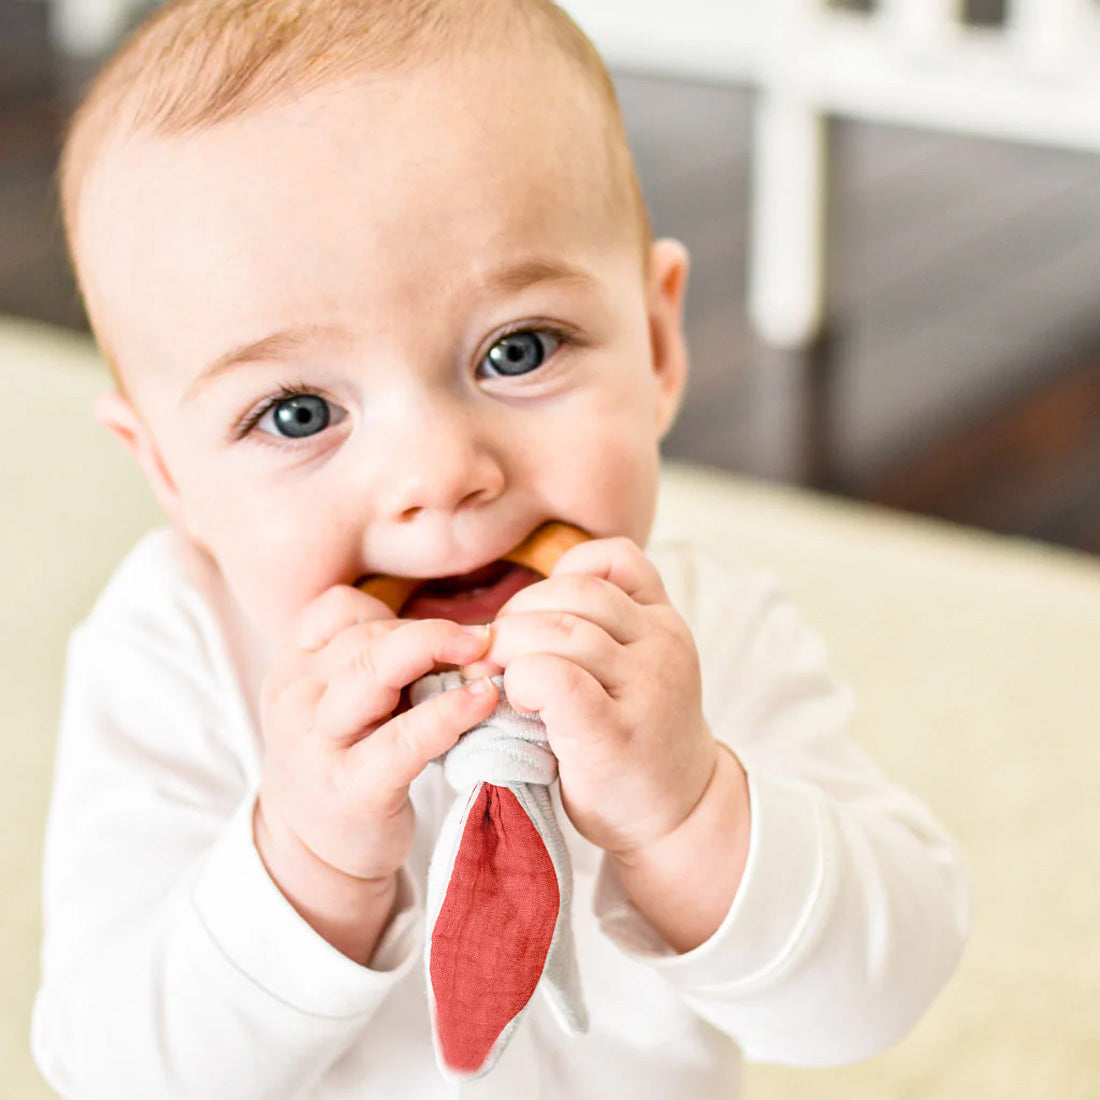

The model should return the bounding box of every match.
[4,1,1100,555]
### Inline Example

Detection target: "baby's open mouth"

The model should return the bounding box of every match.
[359,560,540,625]
[419,559,514,597]
[357,522,589,625]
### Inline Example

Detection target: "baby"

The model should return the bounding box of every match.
[33,0,969,1096]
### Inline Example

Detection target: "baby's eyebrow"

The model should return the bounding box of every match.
[479,257,597,296]
[183,323,353,402]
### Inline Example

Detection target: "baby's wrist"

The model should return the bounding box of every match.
[607,744,751,953]
[610,742,719,869]
[253,799,399,965]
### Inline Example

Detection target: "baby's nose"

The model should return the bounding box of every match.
[376,404,505,521]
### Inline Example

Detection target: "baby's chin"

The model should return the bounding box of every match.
[400,561,540,625]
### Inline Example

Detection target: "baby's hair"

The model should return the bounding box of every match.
[59,0,650,327]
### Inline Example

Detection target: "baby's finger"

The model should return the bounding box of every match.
[550,536,668,607]
[310,615,408,678]
[315,620,491,740]
[495,573,643,645]
[503,653,614,742]
[348,676,499,794]
[485,610,625,693]
[295,584,397,652]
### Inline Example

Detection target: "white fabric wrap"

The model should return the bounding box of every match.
[409,671,589,1079]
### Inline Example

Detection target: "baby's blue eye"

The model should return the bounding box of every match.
[260,394,331,438]
[481,331,560,378]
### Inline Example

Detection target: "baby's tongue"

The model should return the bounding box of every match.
[402,561,540,625]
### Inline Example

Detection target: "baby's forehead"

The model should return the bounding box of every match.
[94,48,629,235]
[85,56,635,274]
[77,61,643,393]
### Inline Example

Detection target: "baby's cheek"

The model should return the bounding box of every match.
[548,428,659,543]
[217,541,329,648]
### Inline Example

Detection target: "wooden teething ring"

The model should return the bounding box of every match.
[357,521,590,614]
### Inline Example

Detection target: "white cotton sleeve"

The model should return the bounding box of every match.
[31,614,420,1099]
[593,545,970,1066]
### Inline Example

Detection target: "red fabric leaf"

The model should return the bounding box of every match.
[430,783,560,1075]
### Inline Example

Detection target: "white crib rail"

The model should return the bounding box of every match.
[797,1,1100,152]
[557,1,762,83]
[767,0,1100,343]
[1010,0,1096,71]
[880,0,962,53]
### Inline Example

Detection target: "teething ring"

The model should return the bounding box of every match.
[357,521,590,614]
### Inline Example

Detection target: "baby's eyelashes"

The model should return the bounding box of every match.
[477,329,563,379]
[236,384,347,444]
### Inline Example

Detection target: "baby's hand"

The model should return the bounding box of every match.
[478,537,720,858]
[255,586,497,958]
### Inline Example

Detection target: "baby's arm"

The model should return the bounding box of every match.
[595,548,971,1065]
[31,571,491,1098]
[34,616,365,1099]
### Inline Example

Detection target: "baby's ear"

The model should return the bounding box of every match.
[92,389,188,532]
[645,238,690,438]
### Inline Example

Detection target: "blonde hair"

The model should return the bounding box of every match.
[59,0,650,326]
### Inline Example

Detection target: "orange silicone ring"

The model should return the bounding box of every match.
[357,521,590,613]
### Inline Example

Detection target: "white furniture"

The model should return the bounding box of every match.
[5,314,1100,1097]
[562,0,1100,347]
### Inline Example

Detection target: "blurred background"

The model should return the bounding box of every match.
[3,0,1100,551]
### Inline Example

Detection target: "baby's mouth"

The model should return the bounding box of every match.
[366,560,541,625]
[358,521,589,624]
[420,559,514,597]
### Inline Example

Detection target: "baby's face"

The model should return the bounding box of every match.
[79,54,688,645]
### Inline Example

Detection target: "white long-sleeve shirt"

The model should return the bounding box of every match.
[32,526,969,1099]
